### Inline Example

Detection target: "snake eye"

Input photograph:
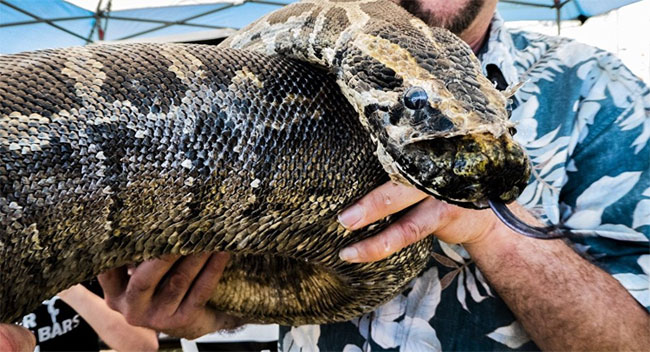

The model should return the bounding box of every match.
[403,87,428,110]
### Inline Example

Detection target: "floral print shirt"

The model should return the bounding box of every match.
[279,12,650,352]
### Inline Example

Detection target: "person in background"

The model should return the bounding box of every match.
[18,280,158,352]
[0,324,35,351]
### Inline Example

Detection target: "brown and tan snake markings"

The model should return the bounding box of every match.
[0,0,529,324]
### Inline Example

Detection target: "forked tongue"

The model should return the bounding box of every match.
[488,199,570,239]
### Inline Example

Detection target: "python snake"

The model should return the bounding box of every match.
[1,0,530,325]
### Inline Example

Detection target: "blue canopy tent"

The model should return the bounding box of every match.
[498,0,641,33]
[0,0,643,54]
[0,0,294,54]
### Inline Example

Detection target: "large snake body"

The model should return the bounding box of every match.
[1,0,530,324]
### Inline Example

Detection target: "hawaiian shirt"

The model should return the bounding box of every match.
[279,12,650,352]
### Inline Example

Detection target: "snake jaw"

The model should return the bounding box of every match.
[360,83,529,208]
[377,130,531,208]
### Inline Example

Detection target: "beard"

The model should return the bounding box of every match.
[398,0,485,34]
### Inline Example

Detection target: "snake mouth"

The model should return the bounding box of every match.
[394,133,530,207]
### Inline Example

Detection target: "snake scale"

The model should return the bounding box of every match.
[0,0,530,325]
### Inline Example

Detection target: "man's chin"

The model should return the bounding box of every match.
[397,0,486,35]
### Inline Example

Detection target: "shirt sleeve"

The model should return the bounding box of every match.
[559,49,650,310]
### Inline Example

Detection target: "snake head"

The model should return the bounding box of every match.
[339,18,530,208]
[224,0,530,207]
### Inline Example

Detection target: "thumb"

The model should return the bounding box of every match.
[0,324,36,352]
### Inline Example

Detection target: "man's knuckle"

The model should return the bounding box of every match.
[397,220,422,245]
[438,203,460,222]
[362,190,387,214]
[127,276,153,295]
[367,241,386,259]
[166,272,192,294]
[151,314,178,330]
[373,190,390,208]
[144,309,181,331]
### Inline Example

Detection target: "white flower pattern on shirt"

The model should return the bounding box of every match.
[281,12,650,352]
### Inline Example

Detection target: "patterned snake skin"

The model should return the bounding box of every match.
[0,0,530,324]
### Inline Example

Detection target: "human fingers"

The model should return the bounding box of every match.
[181,252,230,310]
[151,252,213,313]
[98,266,129,309]
[117,255,179,323]
[339,196,502,263]
[339,197,446,263]
[338,181,428,230]
[162,253,239,339]
[0,324,36,352]
[150,253,237,339]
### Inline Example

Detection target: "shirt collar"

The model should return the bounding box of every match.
[477,12,521,89]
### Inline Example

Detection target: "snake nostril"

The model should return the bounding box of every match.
[389,111,401,125]
[388,105,403,125]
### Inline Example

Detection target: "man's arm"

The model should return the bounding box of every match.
[466,204,649,351]
[337,181,650,351]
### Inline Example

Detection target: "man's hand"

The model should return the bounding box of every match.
[98,252,244,339]
[338,181,500,262]
[0,324,35,352]
[338,181,650,350]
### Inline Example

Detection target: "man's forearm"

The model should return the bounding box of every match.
[465,205,650,351]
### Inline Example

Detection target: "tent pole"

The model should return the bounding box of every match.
[116,2,241,41]
[101,0,112,41]
[0,0,89,42]
[555,0,561,34]
[103,16,228,29]
[86,0,103,44]
[0,16,93,28]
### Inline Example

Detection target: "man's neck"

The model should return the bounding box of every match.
[466,27,490,54]
[458,4,496,54]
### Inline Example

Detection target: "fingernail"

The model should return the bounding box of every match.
[338,204,363,229]
[339,246,359,262]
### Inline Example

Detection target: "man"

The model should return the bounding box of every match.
[4,0,647,350]
[99,0,649,350]
[99,1,650,350]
